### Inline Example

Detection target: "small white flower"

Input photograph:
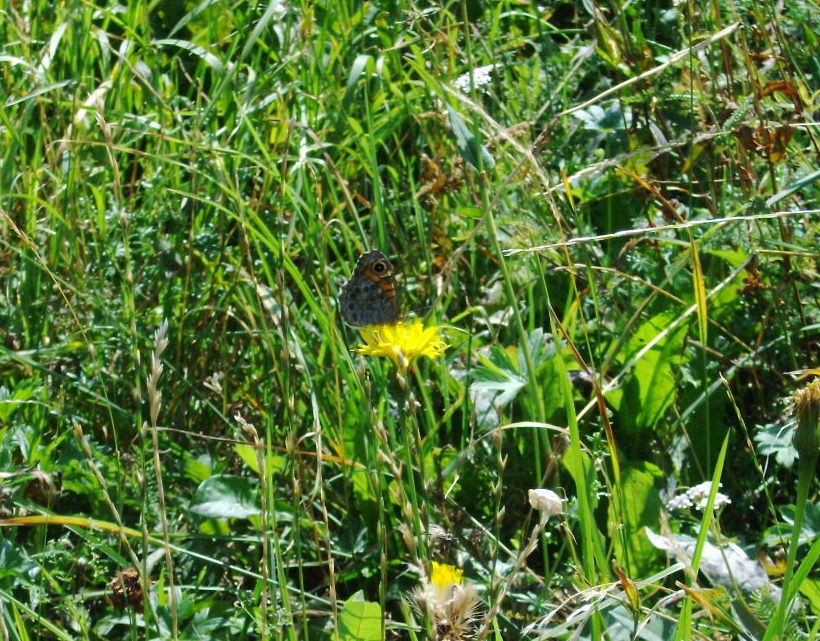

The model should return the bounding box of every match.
[666,481,731,512]
[665,493,693,511]
[688,481,731,510]
[203,371,224,394]
[528,489,564,516]
[453,64,496,92]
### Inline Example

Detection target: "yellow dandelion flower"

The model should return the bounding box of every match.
[354,321,449,374]
[410,562,480,639]
[430,562,464,591]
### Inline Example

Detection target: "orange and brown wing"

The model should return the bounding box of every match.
[339,250,401,328]
[357,255,397,300]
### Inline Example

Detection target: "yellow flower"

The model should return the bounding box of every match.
[410,562,479,639]
[354,321,449,374]
[430,561,464,592]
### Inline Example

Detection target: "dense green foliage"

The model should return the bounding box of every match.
[1,0,818,639]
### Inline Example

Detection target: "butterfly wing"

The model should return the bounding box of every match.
[339,250,401,328]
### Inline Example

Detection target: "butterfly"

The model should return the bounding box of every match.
[339,249,401,328]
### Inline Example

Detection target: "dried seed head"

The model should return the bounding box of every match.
[793,379,820,463]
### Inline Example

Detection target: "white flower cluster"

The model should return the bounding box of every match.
[453,64,497,92]
[666,481,731,512]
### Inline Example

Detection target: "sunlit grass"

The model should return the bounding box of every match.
[0,1,817,639]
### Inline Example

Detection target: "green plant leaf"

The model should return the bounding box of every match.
[338,590,381,641]
[447,105,495,170]
[472,350,526,407]
[0,539,38,584]
[754,419,798,468]
[235,443,260,474]
[471,347,526,428]
[609,462,664,576]
[799,577,820,616]
[598,602,678,641]
[183,454,214,484]
[690,240,708,346]
[343,54,374,108]
[0,381,39,423]
[702,248,750,269]
[778,501,819,546]
[608,310,689,436]
[189,475,261,519]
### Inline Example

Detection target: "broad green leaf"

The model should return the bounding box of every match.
[189,475,260,519]
[799,577,820,616]
[235,443,260,473]
[597,603,678,641]
[562,446,598,510]
[608,310,688,436]
[609,462,664,576]
[234,444,287,475]
[702,248,750,269]
[338,590,381,641]
[456,206,485,219]
[349,467,377,503]
[183,454,214,484]
[522,327,552,374]
[471,362,526,408]
[778,502,819,546]
[470,331,561,427]
[424,446,459,490]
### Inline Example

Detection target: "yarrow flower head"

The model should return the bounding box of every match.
[453,64,497,92]
[666,481,731,512]
[410,562,480,640]
[354,321,449,375]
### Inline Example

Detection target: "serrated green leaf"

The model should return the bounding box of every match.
[754,420,798,468]
[471,349,526,409]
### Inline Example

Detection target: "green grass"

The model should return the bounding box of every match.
[1,1,818,639]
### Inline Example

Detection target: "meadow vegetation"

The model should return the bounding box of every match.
[0,0,818,639]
